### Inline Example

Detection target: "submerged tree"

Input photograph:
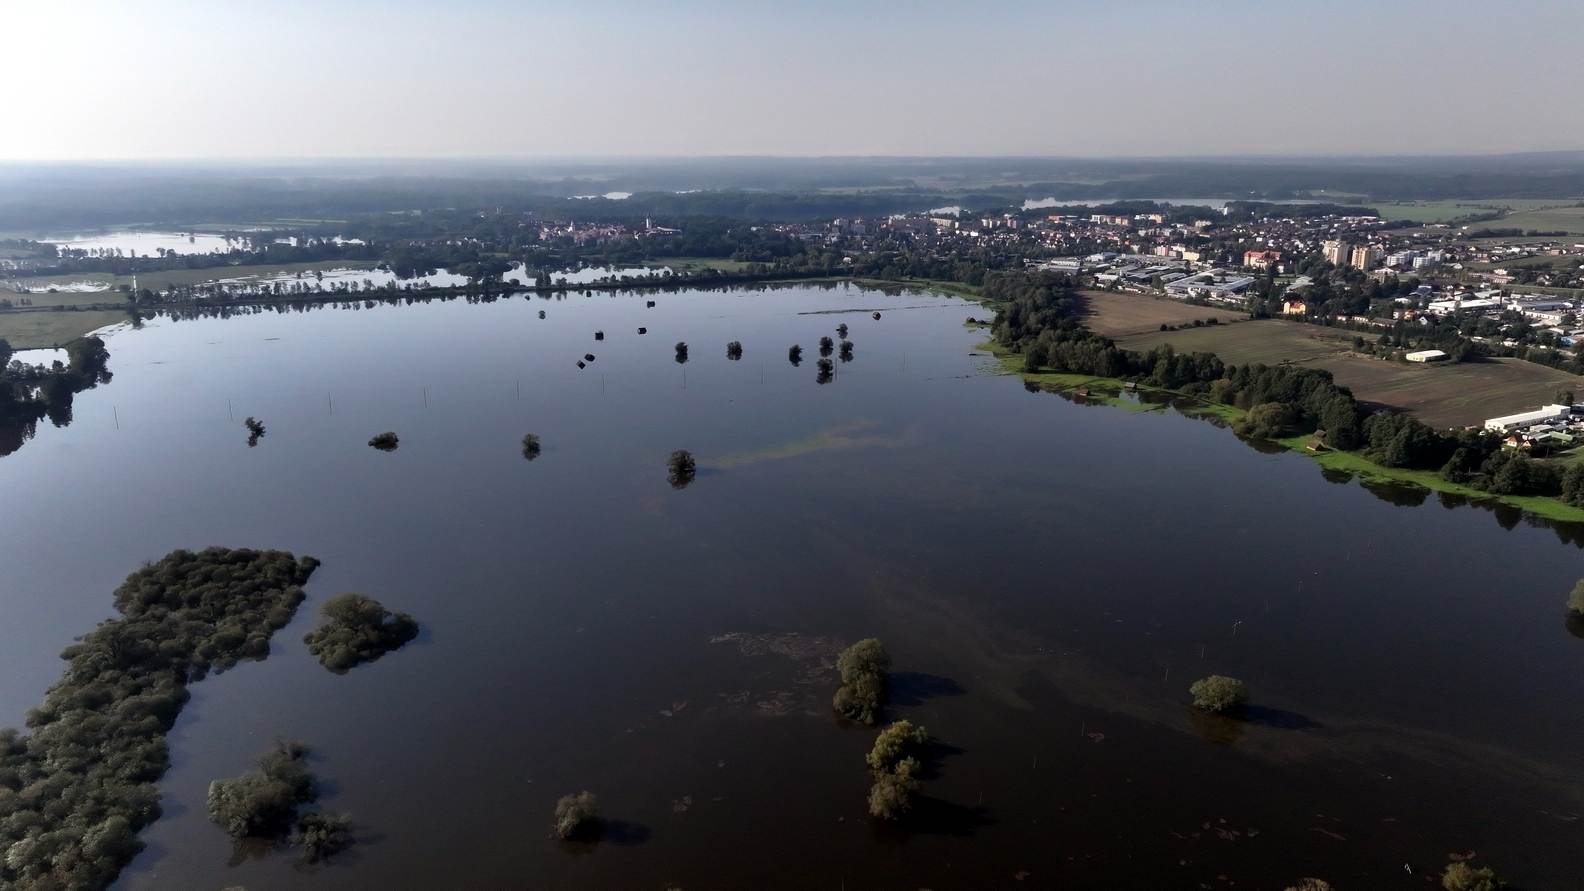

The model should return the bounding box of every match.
[819,336,834,357]
[294,812,354,863]
[839,340,854,362]
[788,344,803,366]
[1441,860,1504,891]
[833,638,890,724]
[866,720,928,772]
[726,341,744,360]
[303,593,420,673]
[368,431,399,451]
[836,323,849,339]
[207,741,316,839]
[675,341,689,364]
[667,449,697,489]
[522,433,542,460]
[867,757,921,820]
[244,416,266,447]
[1568,579,1584,615]
[553,791,600,840]
[816,358,834,384]
[1189,675,1248,714]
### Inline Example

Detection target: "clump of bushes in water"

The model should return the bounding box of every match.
[0,548,318,890]
[295,811,354,863]
[839,340,853,361]
[244,416,266,446]
[1189,675,1248,714]
[819,336,835,356]
[303,593,420,673]
[667,449,697,489]
[207,742,355,863]
[522,433,542,460]
[368,431,399,450]
[1568,579,1584,615]
[866,721,928,820]
[816,358,834,384]
[553,791,600,840]
[788,344,803,365]
[726,341,743,360]
[675,341,689,363]
[837,323,849,339]
[1441,859,1504,890]
[832,638,890,724]
[207,740,315,838]
[1283,881,1333,891]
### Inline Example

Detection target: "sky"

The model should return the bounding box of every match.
[7,0,1584,160]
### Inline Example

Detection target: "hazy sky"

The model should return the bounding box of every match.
[9,0,1584,160]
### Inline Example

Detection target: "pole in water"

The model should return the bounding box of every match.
[328,393,333,414]
[113,406,119,429]
[227,399,233,421]
[515,379,520,400]
[423,386,428,408]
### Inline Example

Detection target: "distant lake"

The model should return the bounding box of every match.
[40,230,245,256]
[1,283,1581,888]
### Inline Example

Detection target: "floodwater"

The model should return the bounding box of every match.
[40,230,243,256]
[2,283,1582,889]
[197,263,662,292]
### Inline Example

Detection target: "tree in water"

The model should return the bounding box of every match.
[836,323,849,340]
[554,791,600,840]
[1189,675,1247,714]
[839,340,854,362]
[294,812,354,863]
[726,341,743,360]
[243,417,266,447]
[207,741,315,839]
[522,433,542,460]
[788,344,803,366]
[816,358,834,384]
[832,638,890,724]
[675,342,689,364]
[368,432,399,451]
[1568,579,1584,615]
[819,336,834,357]
[667,449,697,489]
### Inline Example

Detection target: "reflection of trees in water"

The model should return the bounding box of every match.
[0,335,112,458]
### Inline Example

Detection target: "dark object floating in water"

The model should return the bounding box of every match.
[638,327,648,334]
[577,361,586,369]
[788,344,803,366]
[522,433,542,460]
[837,323,849,339]
[368,432,399,451]
[595,331,604,341]
[538,310,546,319]
[584,353,596,362]
[243,416,266,447]
[872,312,881,320]
[675,342,689,364]
[726,341,743,360]
[667,449,697,490]
[647,300,656,308]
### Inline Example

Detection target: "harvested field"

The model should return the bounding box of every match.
[1078,290,1247,338]
[1117,318,1582,428]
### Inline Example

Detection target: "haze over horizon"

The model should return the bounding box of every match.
[11,0,1584,162]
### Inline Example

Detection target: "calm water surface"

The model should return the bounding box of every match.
[2,283,1582,889]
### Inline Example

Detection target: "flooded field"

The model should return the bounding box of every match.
[1,283,1581,888]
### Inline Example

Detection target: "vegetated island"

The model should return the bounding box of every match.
[206,740,352,863]
[368,431,399,451]
[0,547,319,890]
[981,271,1584,524]
[832,638,890,724]
[302,593,420,673]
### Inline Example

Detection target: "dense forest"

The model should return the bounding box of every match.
[991,273,1584,506]
[0,547,320,890]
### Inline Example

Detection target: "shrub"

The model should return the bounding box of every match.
[368,431,399,451]
[206,741,315,839]
[819,336,835,356]
[1569,579,1584,616]
[674,342,689,363]
[554,791,599,840]
[836,323,849,339]
[1284,881,1333,891]
[1234,402,1298,440]
[726,341,743,360]
[866,720,928,772]
[522,434,542,460]
[816,358,834,384]
[1442,860,1503,891]
[243,417,265,446]
[294,812,354,863]
[303,593,420,673]
[1189,675,1247,714]
[839,340,853,361]
[667,449,697,489]
[788,344,803,365]
[833,638,890,724]
[867,757,920,820]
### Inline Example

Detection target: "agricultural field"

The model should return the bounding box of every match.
[1493,204,1584,235]
[0,309,127,349]
[1367,198,1581,223]
[1077,290,1246,338]
[647,256,757,273]
[1117,317,1581,428]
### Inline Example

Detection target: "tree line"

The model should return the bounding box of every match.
[992,273,1584,506]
